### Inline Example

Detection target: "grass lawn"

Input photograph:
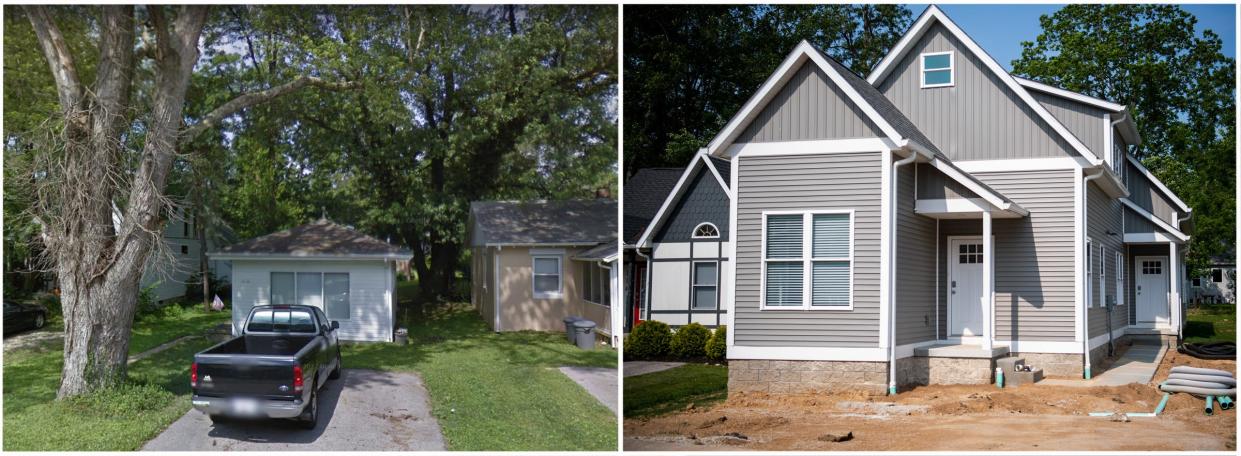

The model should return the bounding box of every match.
[623,363,728,418]
[342,302,618,451]
[3,306,229,451]
[1183,304,1236,344]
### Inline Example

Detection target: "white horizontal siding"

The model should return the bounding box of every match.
[230,259,393,342]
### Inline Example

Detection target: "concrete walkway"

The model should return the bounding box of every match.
[559,366,618,414]
[1042,343,1167,387]
[623,361,685,378]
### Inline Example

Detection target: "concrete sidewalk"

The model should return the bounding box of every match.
[623,361,685,378]
[1042,343,1166,387]
[559,366,618,414]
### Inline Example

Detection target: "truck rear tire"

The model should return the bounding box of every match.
[208,414,225,425]
[329,353,341,380]
[298,391,318,430]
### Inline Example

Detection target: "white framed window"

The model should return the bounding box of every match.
[692,261,718,310]
[920,51,954,88]
[1212,268,1224,283]
[270,271,350,320]
[692,222,720,239]
[580,262,610,307]
[1115,251,1124,306]
[532,254,563,299]
[1086,238,1094,307]
[761,210,853,310]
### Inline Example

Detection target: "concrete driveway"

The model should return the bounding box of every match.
[143,369,446,451]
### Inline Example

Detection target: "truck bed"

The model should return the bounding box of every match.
[201,334,317,357]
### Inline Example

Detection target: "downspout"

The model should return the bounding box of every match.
[1108,112,1127,172]
[888,151,919,395]
[1082,168,1106,379]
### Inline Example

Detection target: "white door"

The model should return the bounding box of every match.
[949,238,985,336]
[1136,256,1170,325]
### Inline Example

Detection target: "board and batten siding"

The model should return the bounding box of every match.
[230,259,395,342]
[876,23,1080,162]
[1124,207,1167,235]
[1032,91,1108,158]
[648,240,731,327]
[734,151,882,348]
[1086,182,1128,338]
[936,169,1078,342]
[895,163,939,346]
[736,61,885,143]
[915,162,979,200]
[1124,161,1180,226]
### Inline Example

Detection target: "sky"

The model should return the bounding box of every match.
[907,4,1238,71]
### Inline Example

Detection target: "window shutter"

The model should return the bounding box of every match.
[765,215,802,258]
[765,261,803,307]
[812,214,849,258]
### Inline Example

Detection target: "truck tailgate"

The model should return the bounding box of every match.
[195,355,298,398]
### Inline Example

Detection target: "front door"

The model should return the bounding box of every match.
[1136,256,1170,325]
[949,237,985,336]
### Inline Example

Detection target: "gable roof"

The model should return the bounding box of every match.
[469,199,617,247]
[573,239,618,263]
[623,168,683,245]
[212,219,412,259]
[1120,198,1189,242]
[635,153,733,248]
[1126,155,1191,213]
[707,156,732,187]
[1015,76,1142,147]
[867,5,1103,165]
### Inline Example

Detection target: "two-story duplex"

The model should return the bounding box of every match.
[709,6,1192,395]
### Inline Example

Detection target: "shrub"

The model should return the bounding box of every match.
[670,322,710,359]
[705,325,727,361]
[36,292,62,319]
[625,320,671,359]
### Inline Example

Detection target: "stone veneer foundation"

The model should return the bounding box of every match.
[1012,352,1083,378]
[895,356,994,388]
[728,360,888,394]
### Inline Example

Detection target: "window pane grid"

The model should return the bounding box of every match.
[763,212,851,309]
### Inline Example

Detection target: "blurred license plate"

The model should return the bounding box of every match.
[232,398,259,416]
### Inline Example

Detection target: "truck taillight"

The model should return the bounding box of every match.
[191,362,198,386]
[293,364,304,393]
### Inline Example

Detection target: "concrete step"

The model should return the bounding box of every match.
[996,356,1026,373]
[1007,367,1043,387]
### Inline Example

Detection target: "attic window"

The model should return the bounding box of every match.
[692,223,720,239]
[920,51,954,88]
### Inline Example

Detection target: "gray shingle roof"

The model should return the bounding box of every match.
[215,219,411,257]
[708,156,731,187]
[623,168,682,244]
[470,199,617,247]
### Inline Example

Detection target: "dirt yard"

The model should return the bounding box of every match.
[624,350,1236,451]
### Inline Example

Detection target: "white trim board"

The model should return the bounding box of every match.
[1125,232,1181,244]
[1014,76,1125,112]
[729,345,888,362]
[953,157,1084,173]
[1088,324,1131,351]
[915,198,1023,218]
[865,5,1102,165]
[726,138,894,158]
[1125,155,1191,213]
[928,158,1029,216]
[1119,198,1189,242]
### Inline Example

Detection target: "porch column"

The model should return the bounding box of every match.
[982,210,993,351]
[1170,241,1181,338]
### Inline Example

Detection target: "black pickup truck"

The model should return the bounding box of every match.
[191,305,342,428]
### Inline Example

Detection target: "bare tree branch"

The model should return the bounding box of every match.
[24,5,84,110]
[180,76,360,146]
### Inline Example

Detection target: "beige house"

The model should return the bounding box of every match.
[469,200,620,346]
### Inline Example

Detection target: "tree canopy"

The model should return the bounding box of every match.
[622,5,911,174]
[1012,4,1235,275]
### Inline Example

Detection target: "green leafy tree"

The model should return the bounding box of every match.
[1012,4,1235,276]
[623,5,911,174]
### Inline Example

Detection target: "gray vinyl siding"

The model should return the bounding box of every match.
[876,23,1080,161]
[935,169,1078,342]
[915,162,979,199]
[1124,207,1165,235]
[895,163,938,345]
[1086,182,1127,338]
[1124,161,1179,226]
[1033,91,1108,158]
[736,61,885,143]
[654,166,731,243]
[734,151,882,347]
[1127,244,1170,325]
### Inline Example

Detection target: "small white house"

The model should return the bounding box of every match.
[208,219,412,342]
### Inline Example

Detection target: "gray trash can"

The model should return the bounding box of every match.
[563,316,583,343]
[395,328,409,345]
[572,319,596,350]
